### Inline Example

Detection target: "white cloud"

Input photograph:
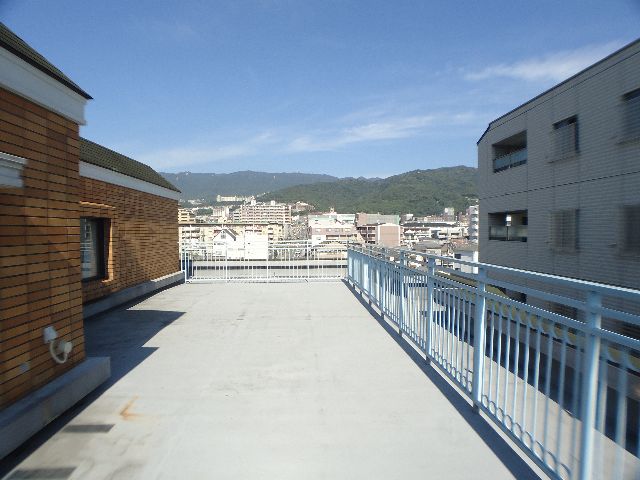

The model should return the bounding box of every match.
[466,41,624,83]
[136,110,480,169]
[287,112,478,153]
[136,132,276,169]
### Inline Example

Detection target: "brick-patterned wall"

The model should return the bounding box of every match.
[0,87,84,409]
[80,177,178,303]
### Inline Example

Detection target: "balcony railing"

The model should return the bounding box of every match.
[493,148,527,172]
[180,240,347,282]
[489,225,528,242]
[346,244,640,480]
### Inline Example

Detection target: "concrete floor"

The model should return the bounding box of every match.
[1,282,541,480]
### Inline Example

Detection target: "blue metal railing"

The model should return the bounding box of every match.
[347,245,640,480]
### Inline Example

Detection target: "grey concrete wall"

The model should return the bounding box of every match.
[478,40,640,291]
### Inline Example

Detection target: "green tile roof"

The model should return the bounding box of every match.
[80,138,180,192]
[0,22,91,99]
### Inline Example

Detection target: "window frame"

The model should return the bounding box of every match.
[80,217,109,282]
[550,209,580,253]
[623,87,640,141]
[621,204,640,253]
[552,115,579,159]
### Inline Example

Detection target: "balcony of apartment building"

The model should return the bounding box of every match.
[492,131,528,173]
[3,242,640,480]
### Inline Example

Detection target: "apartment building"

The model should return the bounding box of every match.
[0,23,180,456]
[178,208,196,223]
[467,205,479,243]
[179,222,284,246]
[231,199,291,225]
[478,39,640,294]
[308,211,356,226]
[355,212,400,226]
[357,223,401,247]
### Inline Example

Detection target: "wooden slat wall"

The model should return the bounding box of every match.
[0,87,84,409]
[80,178,179,303]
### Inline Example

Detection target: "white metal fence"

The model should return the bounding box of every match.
[180,240,347,282]
[347,244,640,480]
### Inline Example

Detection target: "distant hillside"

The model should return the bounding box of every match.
[261,166,477,215]
[160,171,338,201]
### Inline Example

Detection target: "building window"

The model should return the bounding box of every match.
[553,116,578,158]
[550,209,579,253]
[623,88,640,140]
[492,131,527,172]
[621,204,640,253]
[488,210,528,242]
[80,217,108,280]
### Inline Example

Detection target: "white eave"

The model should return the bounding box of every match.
[79,161,181,201]
[0,47,88,125]
[0,151,28,188]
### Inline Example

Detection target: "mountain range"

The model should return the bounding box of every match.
[160,171,337,202]
[162,166,478,216]
[260,166,477,216]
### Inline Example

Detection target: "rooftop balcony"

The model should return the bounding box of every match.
[3,244,640,480]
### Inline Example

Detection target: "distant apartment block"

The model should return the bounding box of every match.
[355,212,400,226]
[179,222,285,246]
[178,208,196,223]
[307,211,361,245]
[216,194,253,202]
[231,200,292,225]
[308,211,356,226]
[478,39,640,292]
[357,223,401,247]
[467,205,479,243]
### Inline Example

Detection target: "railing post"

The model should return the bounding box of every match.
[472,265,487,411]
[380,258,385,318]
[266,245,270,283]
[425,257,435,360]
[399,251,405,335]
[579,290,602,480]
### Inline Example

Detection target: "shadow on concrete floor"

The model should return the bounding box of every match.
[0,293,184,477]
[343,279,542,480]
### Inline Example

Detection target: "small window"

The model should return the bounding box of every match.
[488,210,528,242]
[621,204,640,253]
[80,217,108,280]
[550,209,579,253]
[553,116,578,158]
[623,88,640,140]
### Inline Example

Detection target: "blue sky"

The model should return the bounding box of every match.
[2,1,639,177]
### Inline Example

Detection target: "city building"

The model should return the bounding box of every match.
[451,243,479,274]
[355,212,400,226]
[308,211,356,226]
[357,223,402,247]
[178,208,196,223]
[467,205,479,243]
[231,199,292,225]
[179,222,285,246]
[0,23,181,456]
[216,194,253,203]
